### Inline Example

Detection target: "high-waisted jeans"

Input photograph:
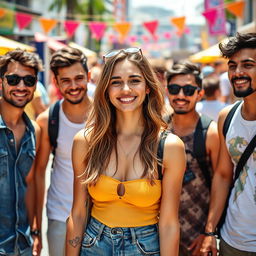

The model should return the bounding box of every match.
[79,217,160,256]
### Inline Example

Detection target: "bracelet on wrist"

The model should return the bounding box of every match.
[31,229,41,237]
[202,231,217,237]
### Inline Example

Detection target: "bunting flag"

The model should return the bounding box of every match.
[64,20,80,37]
[88,22,106,40]
[202,8,218,25]
[0,8,6,18]
[113,22,131,41]
[143,20,159,39]
[39,18,57,34]
[127,35,137,43]
[141,35,150,43]
[15,12,32,30]
[205,0,226,36]
[226,0,245,18]
[163,32,172,39]
[170,16,186,33]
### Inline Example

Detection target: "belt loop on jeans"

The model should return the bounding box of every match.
[130,228,136,244]
[96,223,105,241]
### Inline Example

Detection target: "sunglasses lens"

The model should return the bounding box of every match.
[6,74,20,86]
[104,50,120,59]
[124,48,140,54]
[167,84,180,95]
[183,86,197,96]
[5,74,36,87]
[23,75,36,87]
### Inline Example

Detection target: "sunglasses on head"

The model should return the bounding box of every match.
[103,47,142,63]
[167,84,200,96]
[4,74,37,87]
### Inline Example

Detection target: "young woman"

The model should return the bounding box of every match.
[66,48,186,256]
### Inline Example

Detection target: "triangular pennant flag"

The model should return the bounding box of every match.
[39,18,57,34]
[89,22,106,40]
[64,20,80,37]
[113,22,131,41]
[202,8,218,25]
[0,8,6,18]
[226,1,245,18]
[143,20,159,38]
[170,16,186,33]
[163,32,172,39]
[141,35,150,43]
[15,12,32,30]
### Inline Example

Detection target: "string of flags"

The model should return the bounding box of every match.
[0,1,245,41]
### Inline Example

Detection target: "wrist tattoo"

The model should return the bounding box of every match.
[69,236,81,248]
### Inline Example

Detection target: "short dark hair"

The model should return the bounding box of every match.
[50,47,88,77]
[219,33,256,58]
[166,61,202,88]
[0,49,43,77]
[202,77,220,97]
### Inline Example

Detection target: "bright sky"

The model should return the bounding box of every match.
[131,0,205,24]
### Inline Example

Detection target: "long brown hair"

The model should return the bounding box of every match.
[82,50,167,184]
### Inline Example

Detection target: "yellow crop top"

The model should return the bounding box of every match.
[88,174,162,228]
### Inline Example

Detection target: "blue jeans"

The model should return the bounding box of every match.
[80,217,160,256]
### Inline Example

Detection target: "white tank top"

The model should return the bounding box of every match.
[47,101,85,222]
[221,102,256,252]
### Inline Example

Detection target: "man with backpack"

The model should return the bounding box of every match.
[200,33,256,256]
[166,62,219,256]
[35,47,92,256]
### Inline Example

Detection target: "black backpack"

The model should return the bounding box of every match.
[48,100,61,154]
[158,115,213,186]
[193,115,213,189]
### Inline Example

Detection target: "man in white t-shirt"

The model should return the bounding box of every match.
[196,77,227,122]
[35,47,92,256]
[200,33,256,256]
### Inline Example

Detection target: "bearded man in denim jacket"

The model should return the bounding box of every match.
[0,49,42,256]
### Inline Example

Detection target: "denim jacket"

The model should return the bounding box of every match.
[0,113,36,255]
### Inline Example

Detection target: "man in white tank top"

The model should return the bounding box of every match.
[35,47,92,256]
[201,33,256,256]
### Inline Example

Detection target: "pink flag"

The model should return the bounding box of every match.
[64,20,80,37]
[89,22,106,40]
[16,12,32,30]
[163,32,172,39]
[202,8,218,25]
[143,20,159,38]
[204,0,226,36]
[128,35,138,43]
[141,35,150,43]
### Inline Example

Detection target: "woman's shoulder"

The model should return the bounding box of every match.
[164,131,185,152]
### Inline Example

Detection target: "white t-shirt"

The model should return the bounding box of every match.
[220,72,231,97]
[196,100,227,122]
[221,101,256,252]
[47,101,85,222]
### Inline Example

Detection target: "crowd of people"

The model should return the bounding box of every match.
[0,32,255,256]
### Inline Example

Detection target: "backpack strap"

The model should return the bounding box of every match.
[157,130,169,180]
[48,100,61,155]
[223,101,242,138]
[193,115,213,189]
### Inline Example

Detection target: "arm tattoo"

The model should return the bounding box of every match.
[68,236,81,248]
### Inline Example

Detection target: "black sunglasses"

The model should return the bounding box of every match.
[4,74,37,87]
[103,48,142,63]
[167,84,200,96]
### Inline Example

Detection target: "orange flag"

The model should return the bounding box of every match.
[39,18,57,34]
[170,16,186,33]
[113,22,131,41]
[226,1,245,18]
[0,8,6,18]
